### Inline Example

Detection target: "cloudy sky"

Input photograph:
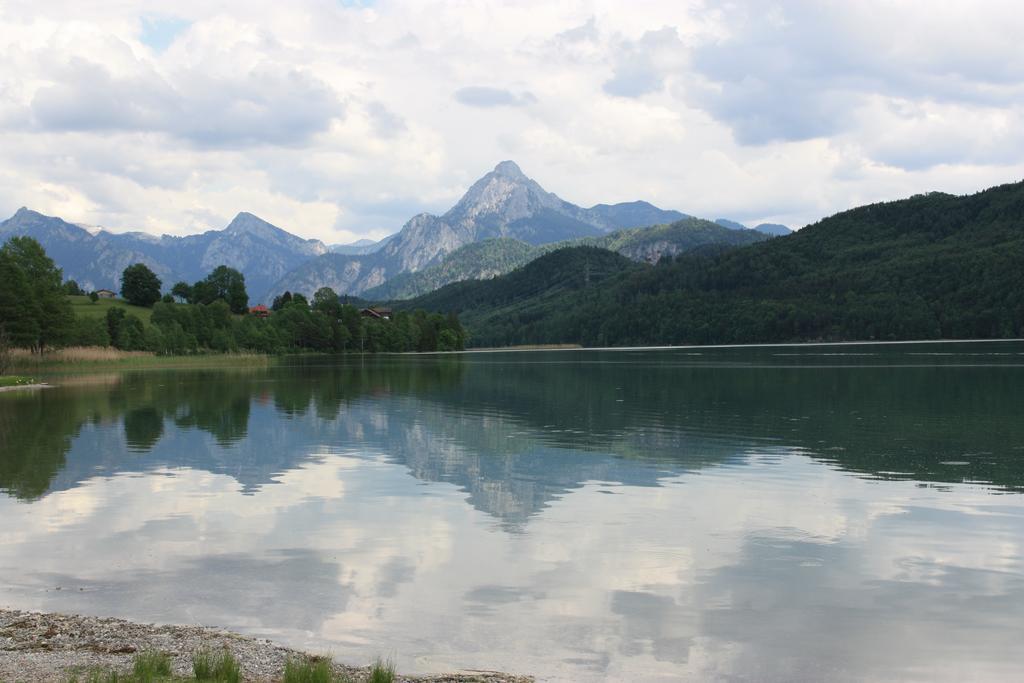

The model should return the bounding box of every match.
[1,0,1022,243]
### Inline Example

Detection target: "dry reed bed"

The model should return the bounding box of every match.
[10,347,270,369]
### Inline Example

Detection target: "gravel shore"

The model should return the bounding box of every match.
[0,609,532,683]
[0,383,50,393]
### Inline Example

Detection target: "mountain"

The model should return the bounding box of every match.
[268,161,706,300]
[752,223,793,236]
[363,217,767,301]
[363,239,538,301]
[398,181,1024,347]
[0,208,327,299]
[714,218,748,231]
[587,201,688,229]
[330,234,395,255]
[2,160,779,304]
[716,218,793,236]
[586,217,767,263]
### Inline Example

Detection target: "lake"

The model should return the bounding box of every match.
[2,341,1024,681]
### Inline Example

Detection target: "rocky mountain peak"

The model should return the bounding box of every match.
[5,207,44,224]
[2,207,81,234]
[225,212,274,235]
[446,161,560,225]
[492,160,527,179]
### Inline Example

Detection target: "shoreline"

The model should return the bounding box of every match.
[0,609,532,683]
[456,337,1024,354]
[0,382,50,393]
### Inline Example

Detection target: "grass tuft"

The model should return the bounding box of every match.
[368,657,395,683]
[0,375,36,387]
[65,650,391,683]
[282,656,348,683]
[192,648,241,682]
[132,651,172,681]
[66,671,124,683]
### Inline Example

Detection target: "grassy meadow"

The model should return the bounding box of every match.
[67,294,155,324]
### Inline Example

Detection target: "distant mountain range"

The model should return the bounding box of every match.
[0,161,789,301]
[262,161,698,300]
[0,209,327,299]
[330,235,395,255]
[262,161,787,301]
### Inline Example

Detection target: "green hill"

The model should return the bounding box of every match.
[401,181,1024,347]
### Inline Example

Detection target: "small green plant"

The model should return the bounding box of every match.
[192,648,241,682]
[368,658,395,683]
[132,651,172,681]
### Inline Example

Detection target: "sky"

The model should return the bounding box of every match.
[1,0,1023,243]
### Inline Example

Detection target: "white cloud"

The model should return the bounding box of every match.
[0,0,1022,241]
[454,86,537,108]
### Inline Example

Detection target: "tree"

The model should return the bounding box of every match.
[114,314,146,350]
[193,266,248,313]
[89,291,99,303]
[0,237,73,351]
[312,287,342,319]
[63,280,83,296]
[121,263,162,307]
[0,252,40,348]
[271,291,292,311]
[106,307,126,346]
[0,326,12,376]
[71,316,110,347]
[171,281,192,303]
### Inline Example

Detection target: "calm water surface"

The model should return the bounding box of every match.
[2,342,1024,681]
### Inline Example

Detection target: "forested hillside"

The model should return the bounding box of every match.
[395,247,642,346]
[403,182,1024,347]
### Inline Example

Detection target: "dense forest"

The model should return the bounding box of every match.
[0,237,465,355]
[399,181,1024,347]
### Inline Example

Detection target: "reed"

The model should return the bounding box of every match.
[10,346,270,370]
[11,346,153,363]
